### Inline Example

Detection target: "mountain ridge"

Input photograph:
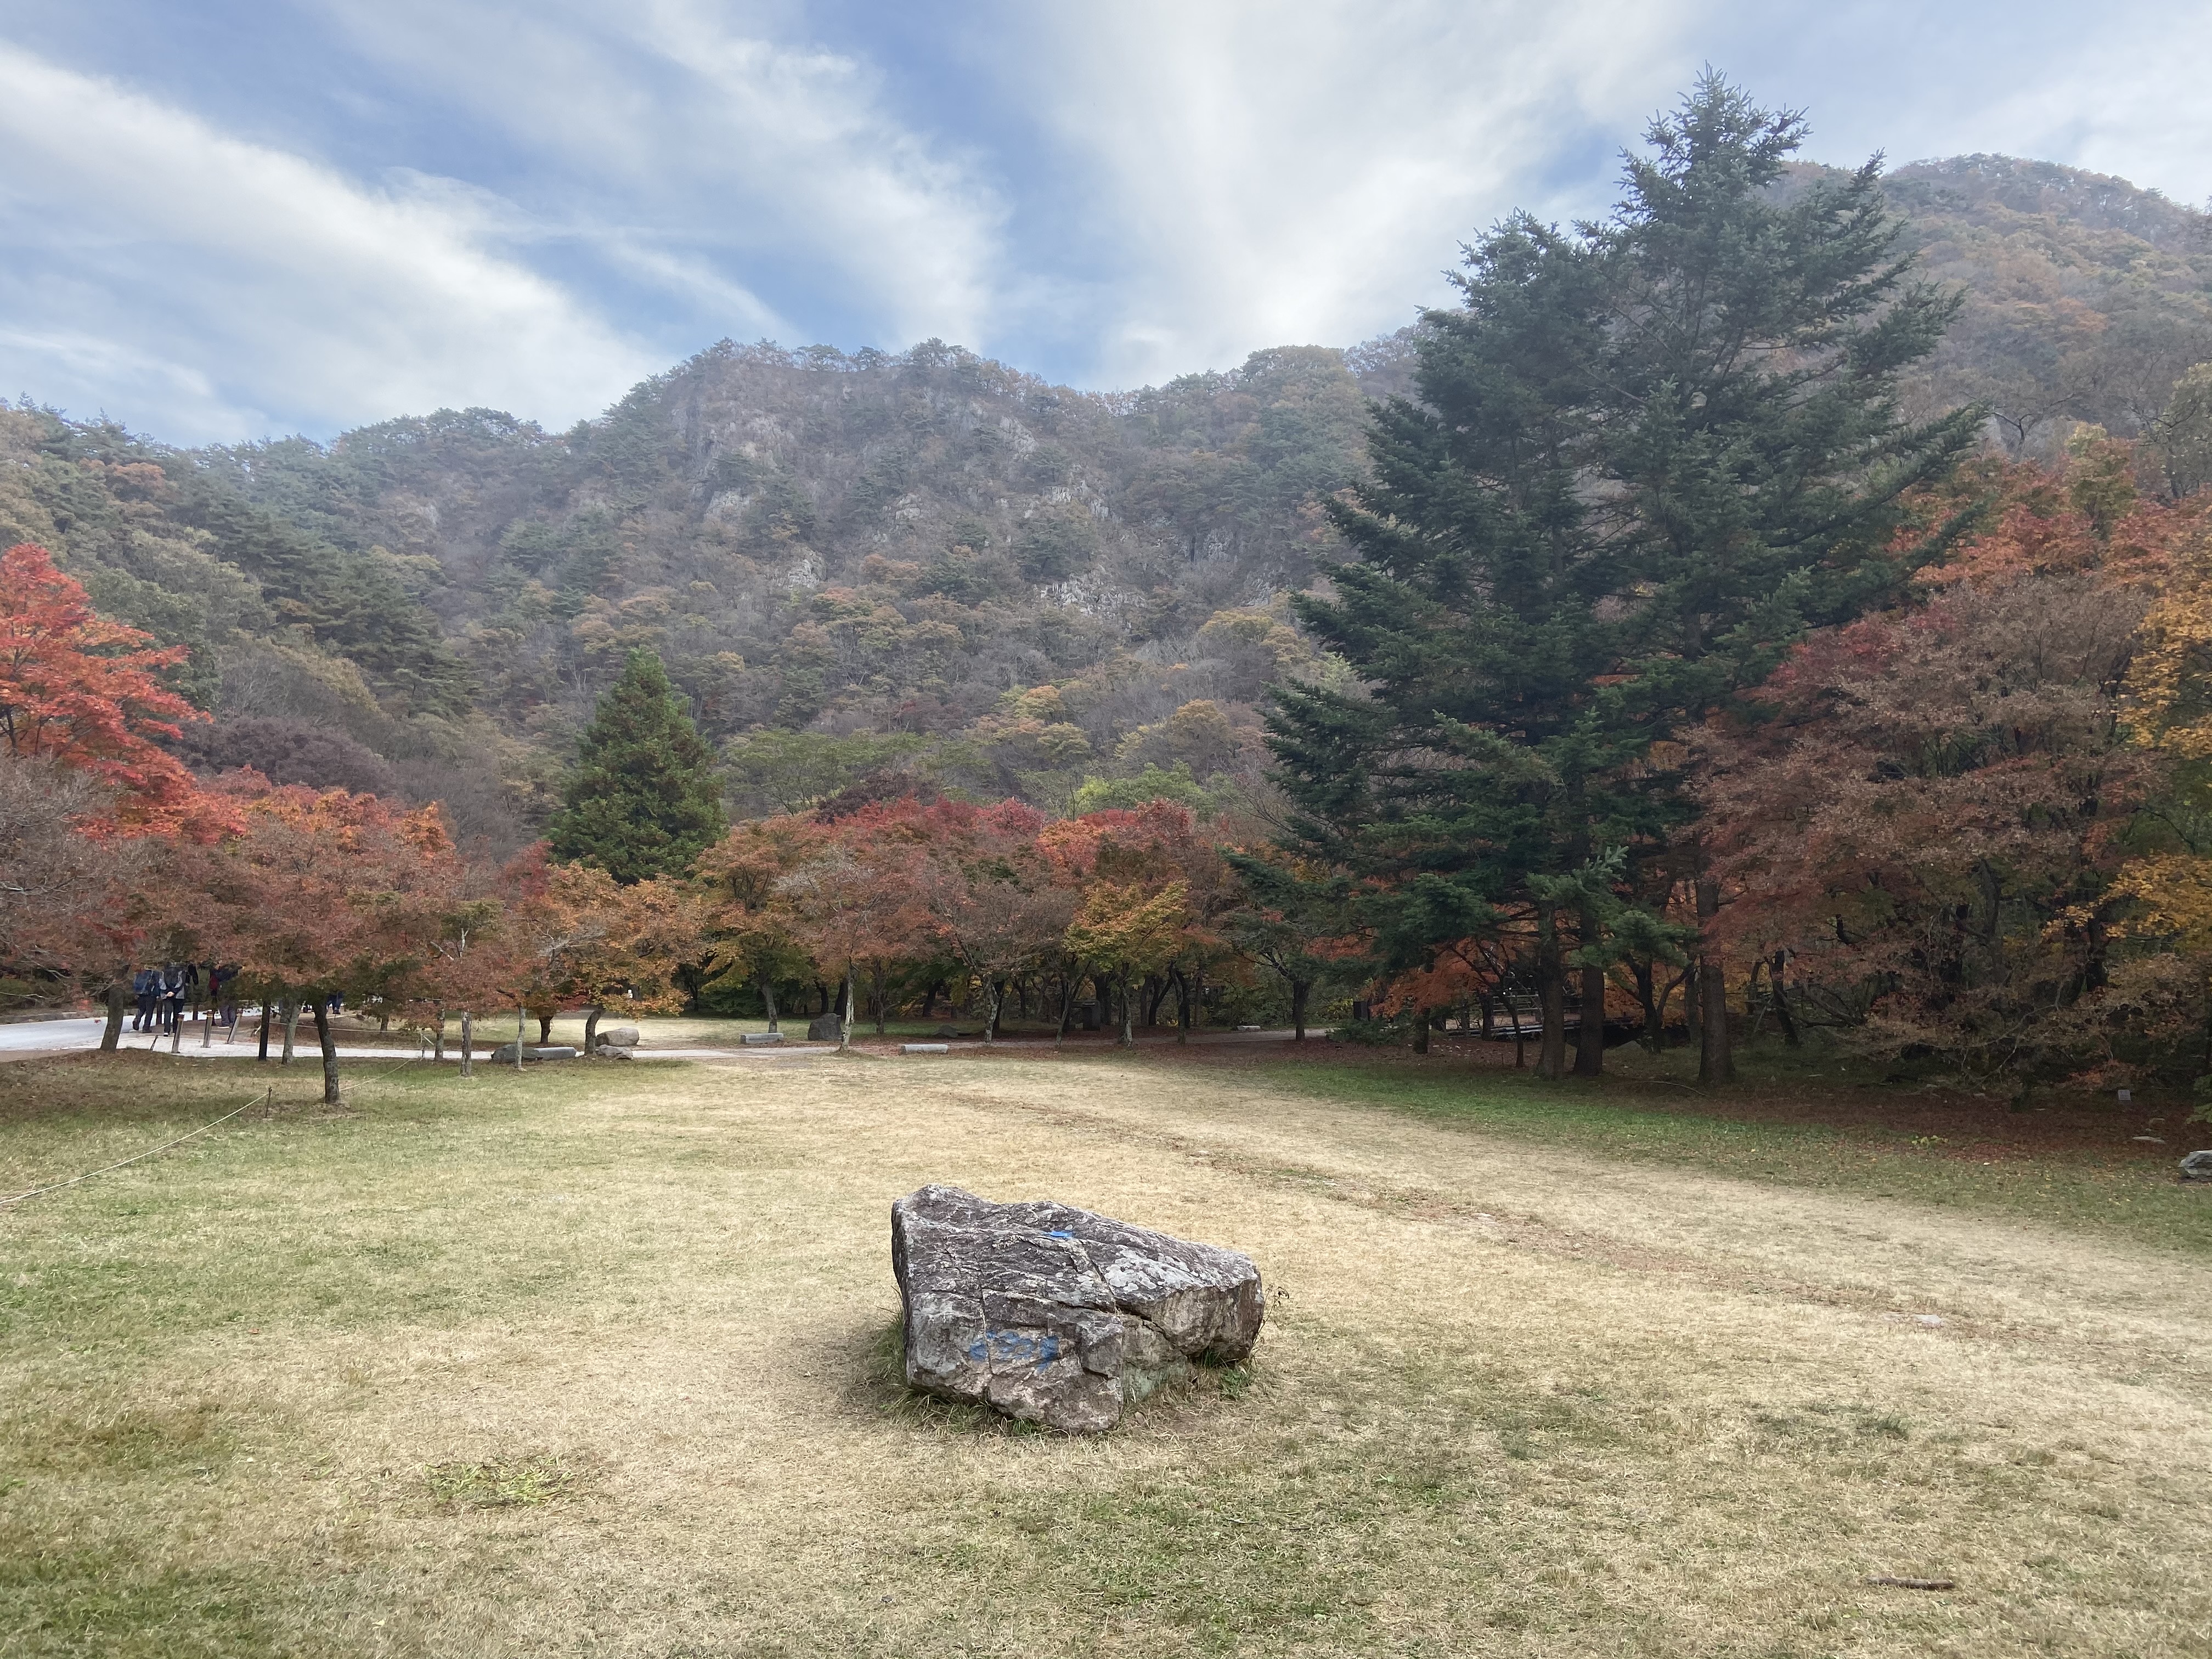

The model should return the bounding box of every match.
[4,153,2207,851]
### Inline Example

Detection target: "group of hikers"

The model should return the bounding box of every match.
[128,962,240,1036]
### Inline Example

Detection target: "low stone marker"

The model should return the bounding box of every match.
[901,1042,950,1054]
[489,1043,578,1063]
[892,1184,1265,1433]
[594,1043,634,1060]
[741,1031,784,1046]
[2181,1150,2212,1182]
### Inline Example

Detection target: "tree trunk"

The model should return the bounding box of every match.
[1171,967,1192,1045]
[1769,949,1802,1047]
[872,963,887,1036]
[537,1012,554,1045]
[516,1007,527,1071]
[1413,1009,1430,1054]
[1291,978,1310,1041]
[840,968,854,1053]
[1056,969,1077,1048]
[1143,975,1171,1028]
[762,980,780,1032]
[433,1011,446,1062]
[584,1006,602,1054]
[257,999,272,1062]
[1536,902,1568,1080]
[1633,958,1660,1052]
[100,981,127,1052]
[282,1000,301,1065]
[311,1001,341,1105]
[1575,907,1606,1077]
[1696,877,1735,1085]
[981,975,1000,1047]
[460,1009,473,1077]
[1119,977,1136,1048]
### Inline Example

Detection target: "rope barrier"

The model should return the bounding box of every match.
[0,1088,272,1209]
[0,1040,439,1212]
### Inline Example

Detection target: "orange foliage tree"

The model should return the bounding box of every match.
[0,543,218,836]
[1692,439,2208,1080]
[169,777,465,1102]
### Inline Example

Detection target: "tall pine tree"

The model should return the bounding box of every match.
[546,650,725,883]
[1271,75,1979,1079]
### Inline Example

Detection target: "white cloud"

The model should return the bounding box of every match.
[314,0,1012,351]
[1936,20,2212,204]
[0,42,663,442]
[5,0,2207,441]
[1009,0,1717,385]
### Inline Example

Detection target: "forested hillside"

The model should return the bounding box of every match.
[5,153,2207,852]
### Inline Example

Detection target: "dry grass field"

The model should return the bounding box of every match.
[2,1045,2209,1657]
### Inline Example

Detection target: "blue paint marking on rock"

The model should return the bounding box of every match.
[1046,1229,1074,1239]
[967,1329,1062,1368]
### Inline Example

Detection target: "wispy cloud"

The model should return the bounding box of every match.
[314,0,1012,350]
[1003,0,1715,384]
[0,42,662,442]
[0,0,2205,442]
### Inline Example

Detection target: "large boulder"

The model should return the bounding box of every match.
[806,1014,844,1042]
[891,1184,1264,1433]
[598,1025,640,1049]
[2181,1150,2212,1182]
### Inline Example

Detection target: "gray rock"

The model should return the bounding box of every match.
[901,1043,950,1054]
[934,1024,960,1039]
[741,1031,784,1046]
[806,1013,844,1042]
[594,1042,635,1060]
[489,1043,577,1063]
[599,1025,640,1048]
[2180,1150,2212,1181]
[891,1184,1264,1433]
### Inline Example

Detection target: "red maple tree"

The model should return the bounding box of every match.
[0,543,221,837]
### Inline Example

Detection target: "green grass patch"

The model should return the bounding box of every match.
[1253,1055,2212,1253]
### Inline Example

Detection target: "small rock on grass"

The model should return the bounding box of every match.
[2180,1149,2212,1181]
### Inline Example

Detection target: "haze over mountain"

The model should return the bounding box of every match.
[3,154,2207,853]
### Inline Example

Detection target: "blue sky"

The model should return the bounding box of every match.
[2,1,2207,444]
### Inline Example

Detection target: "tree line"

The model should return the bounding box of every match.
[14,77,2212,1114]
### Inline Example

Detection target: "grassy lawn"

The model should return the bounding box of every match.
[1235,1045,2212,1255]
[3,1047,2210,1656]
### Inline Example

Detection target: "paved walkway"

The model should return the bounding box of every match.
[0,1015,1301,1064]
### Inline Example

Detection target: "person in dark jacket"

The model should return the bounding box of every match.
[132,967,156,1031]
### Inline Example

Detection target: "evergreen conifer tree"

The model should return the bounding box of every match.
[1271,75,1980,1080]
[546,650,725,883]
